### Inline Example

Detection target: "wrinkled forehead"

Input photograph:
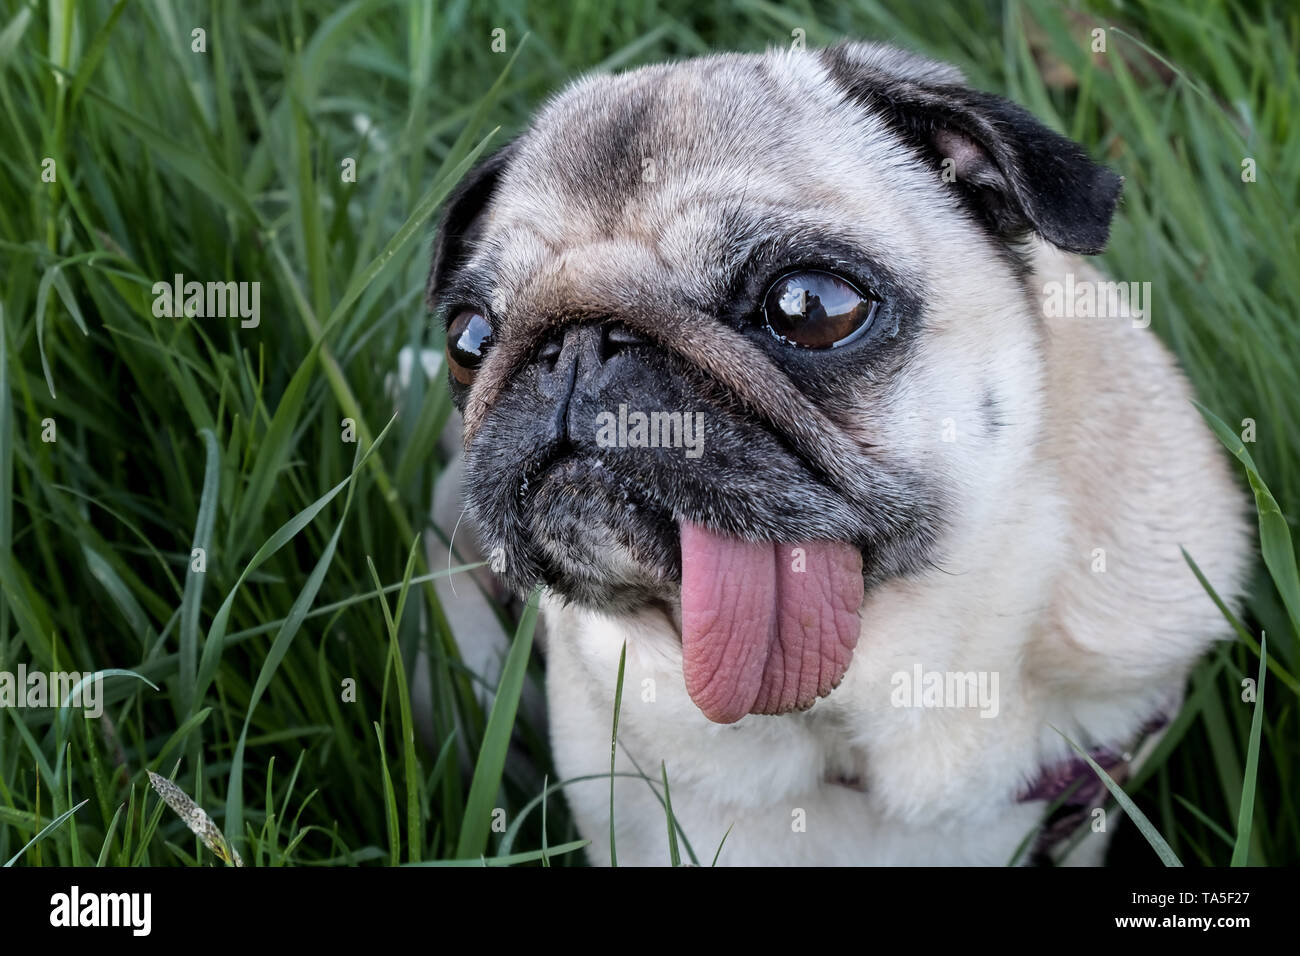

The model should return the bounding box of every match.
[464,50,937,313]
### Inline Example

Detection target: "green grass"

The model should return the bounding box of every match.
[0,0,1296,866]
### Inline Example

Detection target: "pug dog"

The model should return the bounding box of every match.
[425,41,1252,865]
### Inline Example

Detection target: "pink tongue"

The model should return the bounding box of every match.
[679,522,864,724]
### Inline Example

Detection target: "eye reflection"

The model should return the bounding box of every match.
[763,271,875,349]
[447,310,494,384]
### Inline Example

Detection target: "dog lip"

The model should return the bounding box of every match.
[524,450,681,563]
[519,439,569,492]
[526,449,673,519]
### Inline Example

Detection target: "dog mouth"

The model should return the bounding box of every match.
[522,451,867,724]
[523,453,682,590]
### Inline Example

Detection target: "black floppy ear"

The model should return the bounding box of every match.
[821,43,1122,255]
[426,142,515,309]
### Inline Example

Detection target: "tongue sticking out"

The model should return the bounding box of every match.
[679,522,864,724]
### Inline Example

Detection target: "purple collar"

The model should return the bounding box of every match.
[1017,712,1170,861]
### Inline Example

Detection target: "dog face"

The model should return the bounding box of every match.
[427,42,1121,723]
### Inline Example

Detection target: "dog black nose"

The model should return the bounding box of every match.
[534,323,648,448]
[601,324,646,356]
[537,323,644,369]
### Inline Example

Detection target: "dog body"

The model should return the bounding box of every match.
[427,43,1251,865]
[541,243,1243,866]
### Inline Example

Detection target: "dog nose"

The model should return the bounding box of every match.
[601,324,646,357]
[535,322,647,448]
[537,323,644,369]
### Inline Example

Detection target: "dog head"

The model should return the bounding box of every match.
[426,42,1122,723]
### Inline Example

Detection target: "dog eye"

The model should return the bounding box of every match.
[446,309,494,385]
[762,271,875,348]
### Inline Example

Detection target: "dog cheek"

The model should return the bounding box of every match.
[461,413,550,593]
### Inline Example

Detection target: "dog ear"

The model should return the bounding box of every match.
[426,142,515,309]
[821,43,1122,255]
